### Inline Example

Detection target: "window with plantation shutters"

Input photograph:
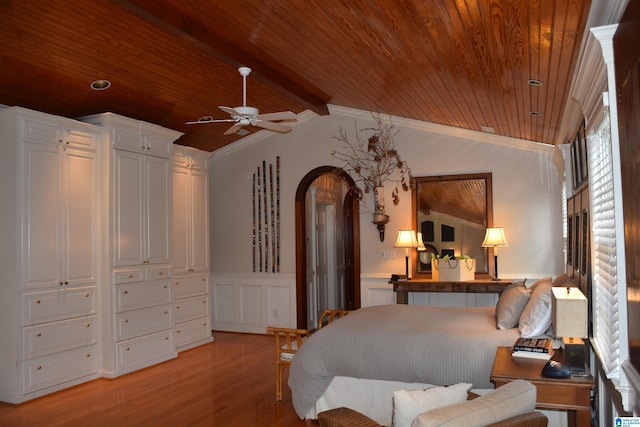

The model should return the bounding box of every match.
[588,111,620,379]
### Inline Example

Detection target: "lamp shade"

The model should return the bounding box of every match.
[552,287,588,338]
[482,227,508,247]
[394,230,419,248]
[416,232,427,251]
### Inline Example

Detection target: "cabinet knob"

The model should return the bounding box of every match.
[59,281,64,286]
[37,365,42,370]
[176,305,180,309]
[176,329,181,333]
[85,293,90,297]
[164,311,168,315]
[58,139,63,144]
[123,290,128,295]
[125,347,130,351]
[163,285,167,289]
[64,280,69,285]
[202,278,206,282]
[124,319,128,323]
[128,274,134,278]
[35,299,41,304]
[159,272,163,275]
[86,323,91,328]
[36,332,42,337]
[175,281,180,285]
[65,141,70,145]
[86,353,91,358]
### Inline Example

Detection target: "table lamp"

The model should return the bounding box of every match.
[552,286,588,373]
[394,230,419,278]
[482,227,508,280]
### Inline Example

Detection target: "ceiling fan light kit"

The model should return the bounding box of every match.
[187,66,296,135]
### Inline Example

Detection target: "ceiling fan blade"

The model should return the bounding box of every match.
[186,117,236,124]
[256,111,296,121]
[219,106,240,117]
[254,120,292,133]
[223,122,244,135]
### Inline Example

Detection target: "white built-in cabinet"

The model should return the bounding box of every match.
[0,107,212,403]
[0,107,101,404]
[172,147,212,351]
[81,112,183,377]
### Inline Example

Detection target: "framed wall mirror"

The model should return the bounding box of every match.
[412,173,493,279]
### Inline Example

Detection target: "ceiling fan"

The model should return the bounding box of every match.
[187,66,296,135]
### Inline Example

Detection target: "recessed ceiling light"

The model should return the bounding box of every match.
[481,126,495,133]
[530,111,542,116]
[90,79,111,90]
[528,79,544,87]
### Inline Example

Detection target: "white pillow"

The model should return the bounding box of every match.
[411,380,536,427]
[393,383,471,427]
[495,280,530,329]
[519,280,553,338]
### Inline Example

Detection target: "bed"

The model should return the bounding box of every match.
[289,304,520,424]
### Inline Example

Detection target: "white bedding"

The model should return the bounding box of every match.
[288,304,520,420]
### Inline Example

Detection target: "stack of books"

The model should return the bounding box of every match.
[511,338,554,360]
[390,274,408,282]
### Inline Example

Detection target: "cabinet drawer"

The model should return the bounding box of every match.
[146,266,171,281]
[23,345,98,394]
[23,287,97,326]
[63,128,98,150]
[144,134,173,158]
[173,274,208,299]
[175,317,211,349]
[115,330,175,372]
[115,279,171,312]
[115,305,173,341]
[112,128,143,152]
[23,316,97,359]
[113,268,145,285]
[175,295,209,323]
[22,118,58,143]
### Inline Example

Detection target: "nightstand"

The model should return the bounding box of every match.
[490,346,594,427]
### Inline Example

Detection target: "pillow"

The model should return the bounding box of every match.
[526,276,552,290]
[552,273,570,287]
[519,280,553,338]
[495,280,530,329]
[410,380,536,427]
[393,383,471,427]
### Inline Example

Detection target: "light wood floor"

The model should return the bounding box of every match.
[0,331,319,426]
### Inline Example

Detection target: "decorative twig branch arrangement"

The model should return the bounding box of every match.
[332,114,413,241]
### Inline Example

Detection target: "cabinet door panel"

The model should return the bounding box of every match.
[172,166,189,274]
[23,142,61,289]
[175,317,211,349]
[190,169,209,272]
[145,155,170,264]
[62,148,97,287]
[113,150,145,266]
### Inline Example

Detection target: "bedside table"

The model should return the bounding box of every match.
[490,346,594,427]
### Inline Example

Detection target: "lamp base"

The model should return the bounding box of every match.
[563,337,586,373]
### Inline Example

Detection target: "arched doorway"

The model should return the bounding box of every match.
[295,166,360,329]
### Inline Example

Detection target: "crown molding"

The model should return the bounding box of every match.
[327,105,556,155]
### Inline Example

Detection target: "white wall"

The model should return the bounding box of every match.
[209,106,564,332]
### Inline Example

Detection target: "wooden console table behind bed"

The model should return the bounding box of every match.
[391,279,512,304]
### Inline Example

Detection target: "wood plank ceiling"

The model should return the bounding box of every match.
[0,0,591,152]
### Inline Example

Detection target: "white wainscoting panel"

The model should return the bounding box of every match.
[211,272,295,334]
